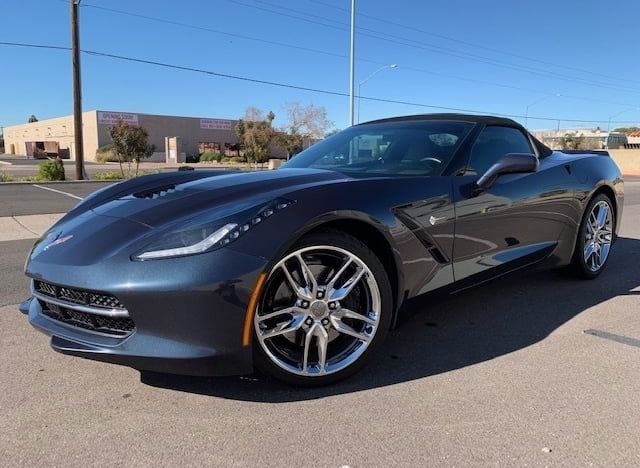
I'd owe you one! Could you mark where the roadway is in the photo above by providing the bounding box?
[1,180,640,466]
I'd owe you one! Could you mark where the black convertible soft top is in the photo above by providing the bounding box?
[364,113,553,157]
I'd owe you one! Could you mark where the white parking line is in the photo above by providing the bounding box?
[32,184,83,201]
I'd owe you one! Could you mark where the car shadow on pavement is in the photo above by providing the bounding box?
[141,236,640,402]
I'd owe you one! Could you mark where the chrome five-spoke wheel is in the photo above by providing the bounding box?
[569,193,615,279]
[253,231,391,385]
[583,199,613,272]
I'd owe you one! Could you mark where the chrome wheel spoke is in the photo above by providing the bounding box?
[589,211,598,231]
[583,241,596,262]
[596,203,609,229]
[332,308,376,326]
[296,254,318,298]
[302,323,329,373]
[328,264,366,302]
[260,312,305,340]
[330,316,371,342]
[256,307,297,324]
[281,257,315,301]
[325,258,353,292]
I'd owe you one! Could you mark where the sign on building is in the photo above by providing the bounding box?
[97,111,139,125]
[200,119,234,130]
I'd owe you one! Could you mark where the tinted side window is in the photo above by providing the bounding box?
[467,126,532,175]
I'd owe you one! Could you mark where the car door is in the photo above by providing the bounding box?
[451,125,569,284]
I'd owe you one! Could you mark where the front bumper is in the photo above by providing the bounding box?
[24,247,267,376]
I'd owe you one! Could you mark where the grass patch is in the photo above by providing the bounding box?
[93,171,125,180]
[0,171,16,182]
[93,169,160,181]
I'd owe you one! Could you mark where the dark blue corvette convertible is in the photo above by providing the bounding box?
[21,114,624,385]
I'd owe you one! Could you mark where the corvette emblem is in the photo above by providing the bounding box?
[429,215,445,226]
[43,234,73,251]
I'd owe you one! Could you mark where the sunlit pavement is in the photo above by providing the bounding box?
[1,181,639,466]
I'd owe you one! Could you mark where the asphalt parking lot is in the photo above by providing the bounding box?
[1,179,640,466]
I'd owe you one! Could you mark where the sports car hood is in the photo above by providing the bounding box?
[88,168,347,228]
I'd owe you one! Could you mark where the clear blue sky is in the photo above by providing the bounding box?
[2,0,640,132]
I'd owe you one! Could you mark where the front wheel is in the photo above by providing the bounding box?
[253,230,392,386]
[569,193,615,279]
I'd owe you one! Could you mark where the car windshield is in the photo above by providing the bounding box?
[282,120,474,177]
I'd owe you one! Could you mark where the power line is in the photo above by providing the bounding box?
[80,3,349,62]
[1,41,638,125]
[226,0,640,95]
[78,2,636,109]
[307,0,640,87]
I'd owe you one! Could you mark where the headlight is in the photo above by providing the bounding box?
[133,198,294,260]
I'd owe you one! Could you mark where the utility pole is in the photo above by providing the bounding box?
[349,0,356,127]
[71,0,84,180]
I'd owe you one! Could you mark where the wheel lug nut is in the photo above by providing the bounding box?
[317,291,324,299]
[328,302,336,309]
[306,318,313,325]
[322,318,329,325]
[301,301,309,308]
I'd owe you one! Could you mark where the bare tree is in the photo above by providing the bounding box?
[278,102,333,159]
[558,133,600,151]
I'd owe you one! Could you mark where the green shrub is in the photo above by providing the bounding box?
[0,171,16,182]
[94,171,125,180]
[38,160,65,181]
[95,144,119,163]
[200,152,224,162]
[228,156,245,164]
[178,165,194,171]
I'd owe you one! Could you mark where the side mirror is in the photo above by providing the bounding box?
[476,153,539,190]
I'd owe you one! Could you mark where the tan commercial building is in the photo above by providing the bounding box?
[2,110,276,162]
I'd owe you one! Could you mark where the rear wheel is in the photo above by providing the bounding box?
[569,193,615,279]
[253,230,392,386]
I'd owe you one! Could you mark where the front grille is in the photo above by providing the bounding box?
[89,293,124,309]
[39,300,135,336]
[34,280,125,310]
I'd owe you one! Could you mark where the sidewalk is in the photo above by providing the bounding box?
[0,213,64,241]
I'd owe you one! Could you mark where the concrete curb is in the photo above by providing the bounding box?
[0,180,113,186]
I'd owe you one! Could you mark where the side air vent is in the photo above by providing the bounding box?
[133,184,177,199]
[392,209,449,264]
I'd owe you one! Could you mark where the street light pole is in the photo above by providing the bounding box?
[71,0,84,180]
[607,107,637,132]
[349,0,356,127]
[357,64,397,124]
[524,93,561,129]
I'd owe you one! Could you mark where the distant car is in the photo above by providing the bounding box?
[21,114,624,386]
[605,132,628,149]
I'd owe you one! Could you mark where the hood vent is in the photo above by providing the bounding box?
[132,184,177,200]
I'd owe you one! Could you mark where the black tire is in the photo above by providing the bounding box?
[253,229,393,386]
[568,193,615,279]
